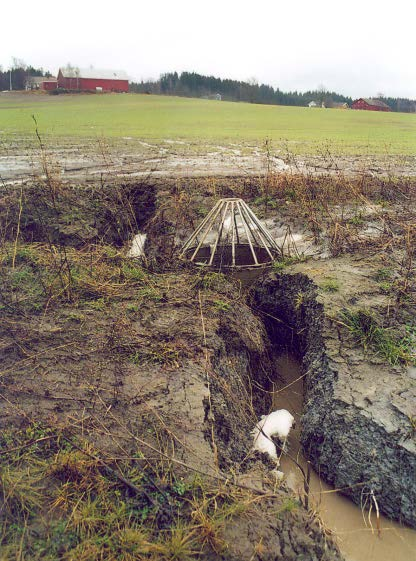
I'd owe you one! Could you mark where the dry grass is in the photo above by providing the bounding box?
[0,421,287,561]
[0,242,160,314]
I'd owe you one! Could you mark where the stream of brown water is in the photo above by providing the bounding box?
[272,354,416,561]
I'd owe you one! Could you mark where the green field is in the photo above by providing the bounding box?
[1,92,415,155]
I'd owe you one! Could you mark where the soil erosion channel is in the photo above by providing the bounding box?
[273,354,416,561]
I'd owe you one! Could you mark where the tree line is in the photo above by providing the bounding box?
[130,71,352,107]
[376,96,416,113]
[130,71,416,112]
[0,59,52,91]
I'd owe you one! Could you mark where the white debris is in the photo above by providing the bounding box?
[271,469,285,481]
[252,430,280,460]
[252,409,295,461]
[127,233,147,259]
[222,215,260,234]
[256,409,295,439]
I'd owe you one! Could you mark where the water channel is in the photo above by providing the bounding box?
[273,354,416,561]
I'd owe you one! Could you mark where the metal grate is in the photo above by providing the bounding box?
[179,198,281,270]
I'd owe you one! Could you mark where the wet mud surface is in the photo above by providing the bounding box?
[1,136,416,186]
[253,264,416,527]
[0,272,343,560]
[273,354,416,561]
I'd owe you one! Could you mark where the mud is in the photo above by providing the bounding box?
[0,181,156,247]
[1,174,415,558]
[253,264,416,527]
[274,354,416,561]
[0,267,343,560]
[1,134,416,186]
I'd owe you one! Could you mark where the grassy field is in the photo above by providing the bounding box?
[1,91,415,155]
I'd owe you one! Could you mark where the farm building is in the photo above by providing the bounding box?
[25,76,57,91]
[25,76,58,91]
[57,68,129,92]
[332,102,350,109]
[352,98,391,112]
[25,76,44,90]
[41,80,58,91]
[203,93,222,100]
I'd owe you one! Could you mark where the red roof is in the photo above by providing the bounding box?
[353,98,391,109]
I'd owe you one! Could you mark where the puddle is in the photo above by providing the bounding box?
[261,218,322,257]
[163,138,187,145]
[273,354,416,561]
[138,141,155,148]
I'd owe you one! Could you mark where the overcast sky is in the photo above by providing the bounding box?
[2,0,415,98]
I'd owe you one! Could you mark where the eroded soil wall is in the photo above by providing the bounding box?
[253,273,416,527]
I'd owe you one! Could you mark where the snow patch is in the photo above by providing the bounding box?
[127,233,147,258]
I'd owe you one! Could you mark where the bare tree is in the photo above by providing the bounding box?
[316,83,327,105]
[12,57,27,70]
[9,57,28,90]
[246,76,259,103]
[63,63,80,89]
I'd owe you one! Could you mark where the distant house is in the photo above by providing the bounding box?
[308,100,326,108]
[41,80,58,91]
[309,100,349,109]
[25,76,44,90]
[57,67,129,92]
[25,76,57,91]
[205,93,222,101]
[352,98,391,112]
[332,102,350,109]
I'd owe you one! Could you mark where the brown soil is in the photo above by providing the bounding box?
[1,172,415,559]
[0,268,342,559]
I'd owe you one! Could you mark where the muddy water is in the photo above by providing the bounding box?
[272,354,416,561]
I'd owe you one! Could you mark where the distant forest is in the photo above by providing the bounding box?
[130,71,416,113]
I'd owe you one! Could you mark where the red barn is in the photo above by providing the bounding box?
[57,67,129,92]
[352,98,391,112]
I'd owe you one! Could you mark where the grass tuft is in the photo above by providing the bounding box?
[320,278,340,292]
[340,309,415,365]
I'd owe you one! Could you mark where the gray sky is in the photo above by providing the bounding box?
[2,0,415,98]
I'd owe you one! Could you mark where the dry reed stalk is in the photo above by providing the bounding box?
[11,184,23,270]
[198,289,219,470]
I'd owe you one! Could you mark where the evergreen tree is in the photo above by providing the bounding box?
[129,71,416,112]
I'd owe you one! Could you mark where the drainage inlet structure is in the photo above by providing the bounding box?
[179,198,281,271]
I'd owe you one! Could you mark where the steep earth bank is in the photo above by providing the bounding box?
[253,268,416,527]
